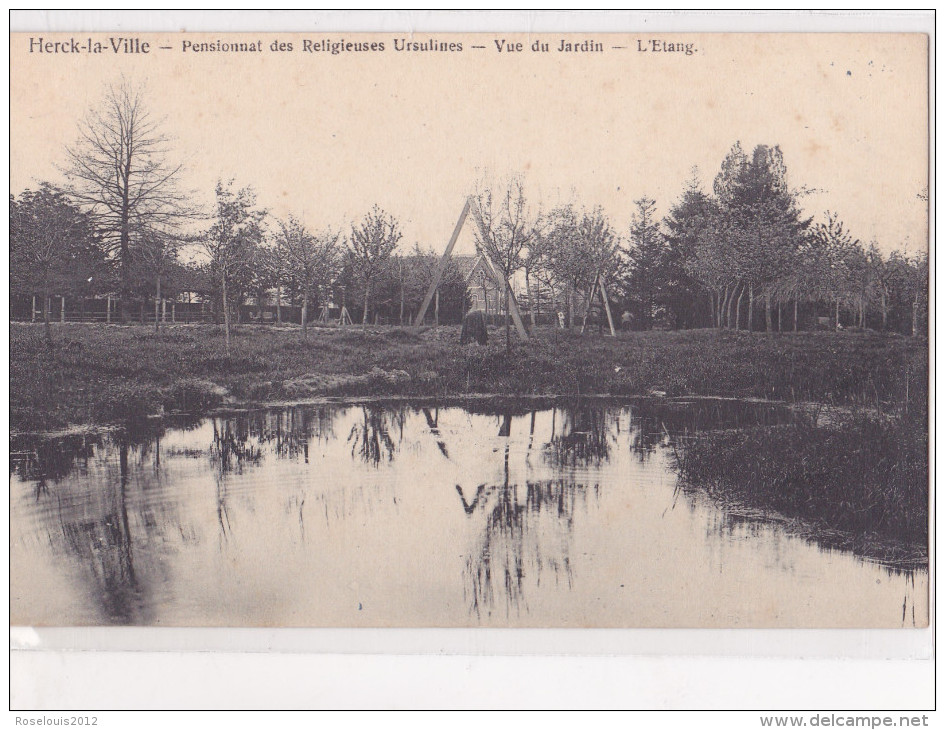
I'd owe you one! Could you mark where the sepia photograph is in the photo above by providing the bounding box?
[9,19,930,640]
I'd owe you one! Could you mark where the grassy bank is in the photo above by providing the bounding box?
[10,322,927,433]
[674,408,929,551]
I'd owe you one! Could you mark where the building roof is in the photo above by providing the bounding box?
[451,254,483,281]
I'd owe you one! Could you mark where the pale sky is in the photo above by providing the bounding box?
[10,32,929,257]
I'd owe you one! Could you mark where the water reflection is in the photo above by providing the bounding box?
[542,405,611,468]
[9,398,928,627]
[11,433,98,486]
[10,434,186,624]
[347,406,400,466]
[250,407,329,461]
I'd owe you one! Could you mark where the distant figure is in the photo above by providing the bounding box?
[620,311,632,331]
[557,311,565,329]
[460,310,488,345]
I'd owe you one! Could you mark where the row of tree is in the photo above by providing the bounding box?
[10,178,465,346]
[10,82,929,350]
[638,145,930,337]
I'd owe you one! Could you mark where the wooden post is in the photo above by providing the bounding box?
[172,301,176,323]
[60,296,65,323]
[598,277,617,336]
[414,197,472,327]
[107,295,112,324]
[31,295,36,323]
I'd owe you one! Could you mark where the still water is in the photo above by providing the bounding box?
[10,399,927,628]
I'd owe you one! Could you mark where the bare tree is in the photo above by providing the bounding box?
[63,81,193,321]
[276,216,342,337]
[521,228,551,328]
[473,175,542,349]
[348,206,402,332]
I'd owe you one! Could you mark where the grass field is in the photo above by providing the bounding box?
[10,322,927,432]
[10,321,929,558]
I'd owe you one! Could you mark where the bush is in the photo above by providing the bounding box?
[92,382,162,424]
[163,378,227,413]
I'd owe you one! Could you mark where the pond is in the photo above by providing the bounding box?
[10,398,928,628]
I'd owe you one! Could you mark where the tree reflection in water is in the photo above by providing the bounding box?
[247,406,335,462]
[11,434,98,501]
[16,432,190,624]
[13,403,645,623]
[347,406,399,466]
[210,419,263,474]
[462,477,586,619]
[542,405,611,468]
[462,407,611,620]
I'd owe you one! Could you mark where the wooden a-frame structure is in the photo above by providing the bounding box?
[317,302,353,326]
[580,273,618,337]
[413,196,529,339]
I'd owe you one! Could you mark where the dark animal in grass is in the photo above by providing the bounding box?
[460,310,488,345]
[585,304,605,334]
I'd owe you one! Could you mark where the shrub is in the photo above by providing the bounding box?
[92,382,162,424]
[163,378,227,413]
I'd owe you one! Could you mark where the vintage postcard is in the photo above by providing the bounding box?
[9,29,929,630]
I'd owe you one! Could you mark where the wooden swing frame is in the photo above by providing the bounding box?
[413,196,529,340]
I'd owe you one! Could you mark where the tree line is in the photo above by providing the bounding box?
[11,83,928,349]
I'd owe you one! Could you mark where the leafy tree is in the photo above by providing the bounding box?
[904,251,929,337]
[660,169,716,328]
[809,211,861,328]
[245,242,283,323]
[866,241,894,331]
[133,228,188,332]
[11,184,104,342]
[203,181,266,354]
[347,206,402,332]
[625,197,664,330]
[714,144,810,332]
[276,216,341,336]
[686,207,741,329]
[543,204,617,329]
[575,207,619,330]
[544,204,588,328]
[521,227,552,328]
